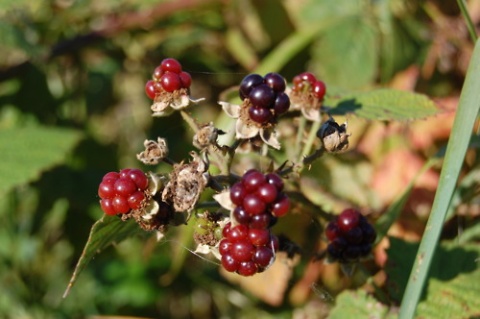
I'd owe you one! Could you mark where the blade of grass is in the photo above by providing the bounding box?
[457,0,478,42]
[398,39,480,319]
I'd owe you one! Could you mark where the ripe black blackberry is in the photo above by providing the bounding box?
[325,209,376,263]
[239,73,290,124]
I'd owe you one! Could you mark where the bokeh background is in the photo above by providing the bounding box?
[1,0,478,318]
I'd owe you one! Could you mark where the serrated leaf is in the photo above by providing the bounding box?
[328,290,394,319]
[0,126,82,195]
[63,215,143,298]
[386,237,480,303]
[326,89,439,121]
[416,268,480,319]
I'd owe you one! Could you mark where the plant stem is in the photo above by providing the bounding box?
[180,110,199,133]
[457,0,478,42]
[300,120,321,162]
[398,39,480,319]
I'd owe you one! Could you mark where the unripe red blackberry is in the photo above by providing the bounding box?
[145,58,192,99]
[98,168,148,215]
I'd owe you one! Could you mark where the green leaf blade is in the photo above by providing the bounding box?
[326,89,440,121]
[0,126,83,194]
[63,215,143,298]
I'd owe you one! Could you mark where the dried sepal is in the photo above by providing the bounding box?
[162,151,209,212]
[137,138,169,165]
[219,100,282,150]
[151,89,205,117]
[317,118,350,153]
[213,190,235,211]
[288,87,323,122]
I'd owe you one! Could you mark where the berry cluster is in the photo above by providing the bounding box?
[239,73,290,124]
[325,209,376,263]
[219,169,290,276]
[98,168,149,216]
[292,72,326,100]
[145,58,192,99]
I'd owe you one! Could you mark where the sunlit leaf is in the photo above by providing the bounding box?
[386,237,480,306]
[0,126,82,195]
[310,16,378,90]
[328,290,394,319]
[326,89,439,121]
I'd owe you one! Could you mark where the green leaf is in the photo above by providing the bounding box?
[386,237,480,304]
[326,89,439,121]
[63,215,143,298]
[0,126,82,195]
[328,290,394,319]
[416,268,480,319]
[310,16,378,89]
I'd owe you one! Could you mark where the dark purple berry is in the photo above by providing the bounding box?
[248,105,272,124]
[264,72,286,92]
[239,74,264,99]
[230,182,246,206]
[249,214,272,229]
[273,92,290,114]
[265,173,284,191]
[344,227,363,244]
[343,246,361,261]
[233,206,251,225]
[254,246,275,268]
[249,84,275,108]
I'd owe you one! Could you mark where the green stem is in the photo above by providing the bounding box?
[457,0,478,42]
[300,120,321,162]
[180,110,199,133]
[294,117,307,161]
[398,39,480,319]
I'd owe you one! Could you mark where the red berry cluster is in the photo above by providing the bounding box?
[325,209,376,263]
[145,58,192,99]
[219,169,290,276]
[239,73,290,124]
[98,168,149,216]
[292,72,326,100]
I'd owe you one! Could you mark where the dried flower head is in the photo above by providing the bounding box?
[193,122,221,149]
[288,87,323,122]
[219,100,281,150]
[162,151,209,213]
[317,118,350,153]
[137,137,169,165]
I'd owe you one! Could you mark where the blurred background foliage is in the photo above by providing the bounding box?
[1,0,479,318]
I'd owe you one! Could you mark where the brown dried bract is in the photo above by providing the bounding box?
[193,122,220,149]
[289,88,323,122]
[317,119,350,153]
[137,137,169,165]
[162,151,209,213]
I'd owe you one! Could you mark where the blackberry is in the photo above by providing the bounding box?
[325,208,377,263]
